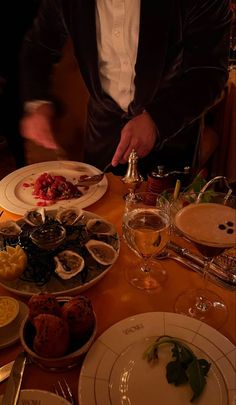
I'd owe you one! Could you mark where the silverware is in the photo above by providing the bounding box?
[2,352,27,405]
[155,242,236,291]
[54,378,75,404]
[0,361,14,383]
[155,250,206,279]
[75,162,112,187]
[167,241,236,284]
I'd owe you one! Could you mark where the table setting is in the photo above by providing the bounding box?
[0,156,235,404]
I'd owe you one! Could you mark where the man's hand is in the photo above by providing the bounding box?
[111,111,158,166]
[20,103,59,150]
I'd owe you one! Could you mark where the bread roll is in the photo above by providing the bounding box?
[62,295,95,343]
[33,313,70,357]
[28,293,61,320]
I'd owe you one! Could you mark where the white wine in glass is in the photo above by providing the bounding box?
[122,192,170,291]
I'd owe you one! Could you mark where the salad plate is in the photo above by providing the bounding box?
[79,312,236,405]
[0,161,108,215]
[0,211,120,297]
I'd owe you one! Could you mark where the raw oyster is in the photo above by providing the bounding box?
[24,208,46,226]
[55,207,83,226]
[0,221,21,237]
[85,239,117,265]
[86,218,116,235]
[54,250,85,279]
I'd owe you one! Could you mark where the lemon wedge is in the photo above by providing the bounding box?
[0,245,27,281]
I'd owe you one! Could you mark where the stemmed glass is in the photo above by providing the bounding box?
[172,178,236,327]
[122,191,170,291]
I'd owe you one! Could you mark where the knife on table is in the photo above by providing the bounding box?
[0,361,14,383]
[166,241,236,288]
[2,352,27,405]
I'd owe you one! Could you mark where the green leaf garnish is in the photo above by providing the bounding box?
[143,335,211,402]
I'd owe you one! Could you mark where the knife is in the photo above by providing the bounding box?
[0,361,14,383]
[167,241,236,287]
[2,352,27,405]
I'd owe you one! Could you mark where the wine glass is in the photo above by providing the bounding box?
[122,191,170,291]
[172,180,236,327]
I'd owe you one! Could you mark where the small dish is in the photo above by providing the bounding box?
[30,223,66,250]
[0,296,19,329]
[20,295,97,370]
[0,299,29,349]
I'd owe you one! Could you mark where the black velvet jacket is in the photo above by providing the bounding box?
[0,0,41,167]
[21,0,232,172]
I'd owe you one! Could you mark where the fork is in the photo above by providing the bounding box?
[75,162,112,187]
[54,378,75,404]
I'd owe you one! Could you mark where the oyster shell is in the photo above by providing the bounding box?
[55,207,83,226]
[86,218,116,235]
[24,208,46,226]
[85,239,117,265]
[54,250,85,279]
[0,221,21,237]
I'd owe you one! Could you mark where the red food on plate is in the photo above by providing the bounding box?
[32,172,82,201]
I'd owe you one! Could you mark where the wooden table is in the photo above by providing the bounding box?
[0,173,235,404]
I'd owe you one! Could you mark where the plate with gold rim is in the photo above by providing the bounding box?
[79,312,236,405]
[0,160,108,215]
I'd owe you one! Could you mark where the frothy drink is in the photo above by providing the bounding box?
[175,203,235,256]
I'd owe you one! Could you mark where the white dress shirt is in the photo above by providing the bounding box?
[26,1,141,113]
[96,0,140,111]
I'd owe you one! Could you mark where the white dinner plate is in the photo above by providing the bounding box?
[0,300,29,349]
[79,312,236,405]
[0,211,120,297]
[0,160,108,215]
[0,389,71,404]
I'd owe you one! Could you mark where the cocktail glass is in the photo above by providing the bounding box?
[173,185,236,327]
[122,191,170,291]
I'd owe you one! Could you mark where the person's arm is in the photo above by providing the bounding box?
[146,0,232,144]
[19,0,69,149]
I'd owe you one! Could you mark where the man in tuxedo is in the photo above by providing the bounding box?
[0,1,41,167]
[20,0,231,175]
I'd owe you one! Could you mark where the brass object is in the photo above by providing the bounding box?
[121,149,143,197]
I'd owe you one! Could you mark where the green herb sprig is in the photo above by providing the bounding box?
[143,335,211,402]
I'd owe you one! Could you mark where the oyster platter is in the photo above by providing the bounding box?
[0,207,120,297]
